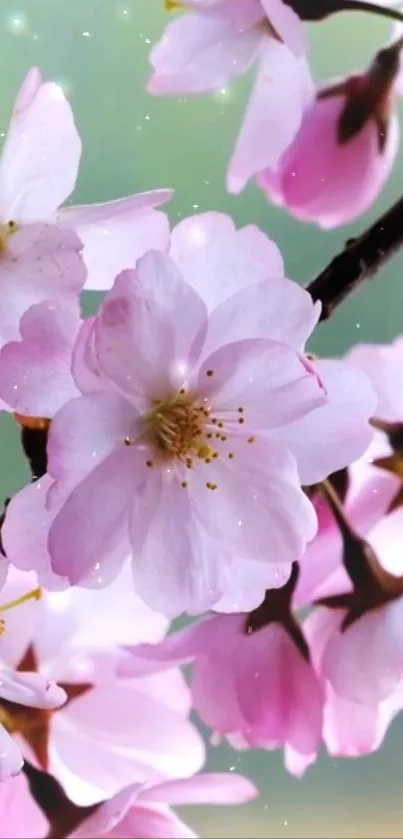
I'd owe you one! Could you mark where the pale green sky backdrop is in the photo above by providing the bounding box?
[0,2,402,835]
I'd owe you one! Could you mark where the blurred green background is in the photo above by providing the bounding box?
[1,1,403,835]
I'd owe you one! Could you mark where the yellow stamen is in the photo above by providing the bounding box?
[0,587,42,614]
[0,220,18,253]
[164,0,186,10]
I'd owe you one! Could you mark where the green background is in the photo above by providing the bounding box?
[1,1,403,835]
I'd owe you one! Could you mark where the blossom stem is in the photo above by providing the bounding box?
[340,0,403,25]
[306,195,403,320]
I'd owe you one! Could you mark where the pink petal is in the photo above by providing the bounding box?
[260,94,399,228]
[189,438,317,564]
[0,76,80,221]
[0,224,85,345]
[0,670,66,709]
[148,2,263,95]
[346,338,403,423]
[48,446,138,584]
[236,625,323,755]
[71,317,111,395]
[50,675,204,805]
[130,471,225,616]
[74,801,196,839]
[322,599,403,704]
[284,744,317,777]
[228,41,312,193]
[0,301,80,416]
[213,557,291,613]
[0,728,23,782]
[0,773,48,837]
[11,67,42,117]
[271,358,376,485]
[170,211,284,311]
[205,278,320,355]
[70,784,141,836]
[198,338,326,428]
[142,773,257,806]
[95,253,208,400]
[47,390,137,491]
[260,0,307,55]
[58,192,172,292]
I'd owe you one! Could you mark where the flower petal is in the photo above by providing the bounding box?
[58,192,172,292]
[148,2,263,95]
[190,438,317,563]
[95,253,207,401]
[0,670,66,709]
[0,727,23,781]
[198,338,326,429]
[2,476,69,590]
[170,212,283,311]
[0,224,85,345]
[142,773,258,805]
[227,41,312,193]
[48,446,138,584]
[205,278,320,355]
[130,471,225,617]
[0,75,80,221]
[271,359,376,484]
[47,390,136,490]
[0,772,48,836]
[0,301,80,417]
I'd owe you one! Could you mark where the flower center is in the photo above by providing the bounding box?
[0,220,18,253]
[143,390,215,465]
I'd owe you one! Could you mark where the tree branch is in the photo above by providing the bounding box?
[306,195,403,320]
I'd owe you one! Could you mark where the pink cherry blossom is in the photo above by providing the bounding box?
[0,566,204,805]
[0,773,48,837]
[0,67,172,291]
[149,2,313,193]
[257,43,401,227]
[2,214,376,615]
[120,610,324,778]
[72,772,258,839]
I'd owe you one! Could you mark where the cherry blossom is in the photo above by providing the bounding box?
[257,40,401,227]
[120,567,324,778]
[149,1,313,193]
[71,772,257,839]
[0,67,172,291]
[0,773,48,837]
[0,566,204,805]
[2,213,376,615]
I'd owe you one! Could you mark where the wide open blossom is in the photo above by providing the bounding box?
[149,1,313,193]
[2,212,376,616]
[0,772,48,837]
[72,773,258,839]
[0,67,172,291]
[0,566,204,805]
[257,39,401,227]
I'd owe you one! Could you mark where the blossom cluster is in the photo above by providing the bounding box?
[0,0,403,835]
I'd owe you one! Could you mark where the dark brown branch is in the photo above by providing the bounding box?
[23,761,97,838]
[306,195,403,320]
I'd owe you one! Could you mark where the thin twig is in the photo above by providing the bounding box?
[306,195,403,320]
